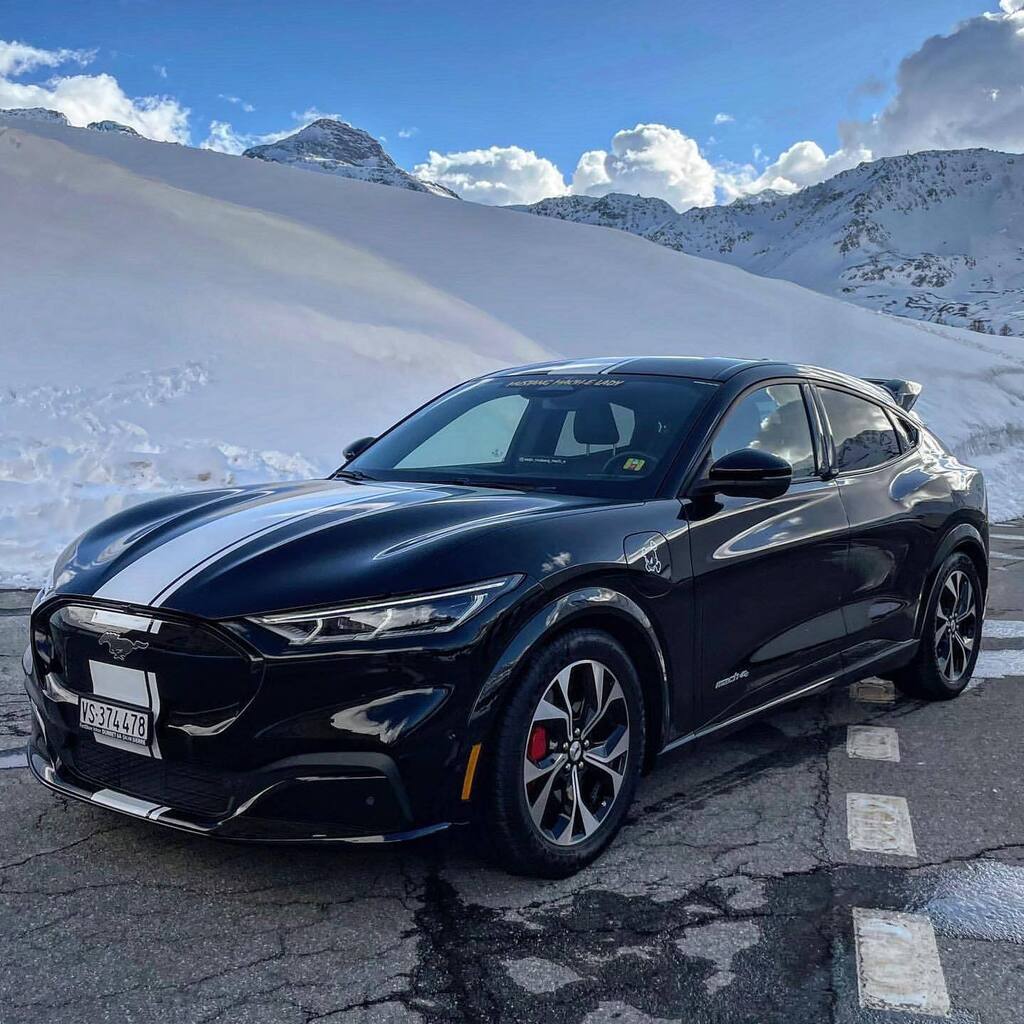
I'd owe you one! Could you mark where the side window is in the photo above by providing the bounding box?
[890,413,919,452]
[396,394,528,468]
[819,389,901,472]
[711,384,817,478]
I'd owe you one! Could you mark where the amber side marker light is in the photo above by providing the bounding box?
[461,743,483,801]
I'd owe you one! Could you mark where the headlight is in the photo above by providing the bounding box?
[251,576,521,646]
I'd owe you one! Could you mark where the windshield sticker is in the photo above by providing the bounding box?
[518,456,568,465]
[623,457,646,472]
[505,378,625,388]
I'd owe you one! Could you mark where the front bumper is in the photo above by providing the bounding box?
[26,737,449,843]
[22,596,503,843]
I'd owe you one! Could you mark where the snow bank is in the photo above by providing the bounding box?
[3,118,1023,585]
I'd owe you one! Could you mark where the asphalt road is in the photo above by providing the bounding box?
[2,527,1024,1024]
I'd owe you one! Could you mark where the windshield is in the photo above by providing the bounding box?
[345,374,717,497]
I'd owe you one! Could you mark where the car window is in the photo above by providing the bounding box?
[819,388,901,472]
[711,384,817,478]
[350,374,717,499]
[890,413,919,452]
[397,394,529,468]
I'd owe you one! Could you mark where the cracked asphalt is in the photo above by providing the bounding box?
[3,528,1024,1023]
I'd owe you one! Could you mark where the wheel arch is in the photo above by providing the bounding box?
[915,520,989,637]
[471,586,672,773]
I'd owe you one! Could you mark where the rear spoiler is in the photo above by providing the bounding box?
[863,377,922,412]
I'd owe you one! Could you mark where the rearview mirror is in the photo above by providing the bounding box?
[342,436,376,462]
[698,448,792,500]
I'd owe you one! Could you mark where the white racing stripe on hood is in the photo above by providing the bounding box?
[93,484,408,607]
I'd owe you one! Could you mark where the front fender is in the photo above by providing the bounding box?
[469,586,671,751]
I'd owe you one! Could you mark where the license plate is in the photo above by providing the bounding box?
[79,696,151,746]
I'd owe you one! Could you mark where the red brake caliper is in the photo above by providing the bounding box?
[528,724,549,763]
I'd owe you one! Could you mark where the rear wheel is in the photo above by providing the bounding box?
[893,552,983,700]
[480,629,645,877]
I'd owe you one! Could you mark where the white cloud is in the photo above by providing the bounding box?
[571,123,717,211]
[0,38,188,143]
[153,64,168,79]
[414,145,568,205]
[717,139,871,200]
[219,93,255,113]
[713,112,735,125]
[398,126,418,139]
[0,40,93,77]
[838,2,1024,157]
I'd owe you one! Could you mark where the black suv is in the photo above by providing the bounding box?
[25,356,988,876]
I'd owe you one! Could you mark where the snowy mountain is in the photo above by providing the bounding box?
[87,120,140,136]
[3,117,1024,585]
[514,194,676,237]
[521,150,1024,337]
[0,107,68,125]
[243,118,458,198]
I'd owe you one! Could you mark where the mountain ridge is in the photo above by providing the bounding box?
[520,148,1024,336]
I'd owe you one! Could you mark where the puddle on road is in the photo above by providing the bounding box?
[0,749,26,770]
[907,861,1024,944]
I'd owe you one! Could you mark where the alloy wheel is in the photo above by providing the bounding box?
[522,659,630,846]
[934,569,978,683]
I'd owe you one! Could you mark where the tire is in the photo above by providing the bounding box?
[892,551,984,700]
[479,628,645,878]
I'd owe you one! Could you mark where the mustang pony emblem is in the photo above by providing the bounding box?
[643,549,663,575]
[98,631,150,662]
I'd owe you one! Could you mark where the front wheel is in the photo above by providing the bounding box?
[893,551,983,700]
[480,629,645,877]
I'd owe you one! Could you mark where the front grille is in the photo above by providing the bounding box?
[72,738,233,818]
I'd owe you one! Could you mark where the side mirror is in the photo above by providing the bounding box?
[342,436,376,462]
[698,448,792,500]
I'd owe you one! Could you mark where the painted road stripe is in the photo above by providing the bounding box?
[970,649,1024,681]
[847,793,917,856]
[983,619,1024,638]
[847,725,900,762]
[850,679,895,703]
[989,551,1021,561]
[990,532,1024,541]
[853,909,951,1016]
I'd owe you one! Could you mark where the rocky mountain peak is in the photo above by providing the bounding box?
[243,117,458,199]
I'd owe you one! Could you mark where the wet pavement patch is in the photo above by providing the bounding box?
[907,861,1024,945]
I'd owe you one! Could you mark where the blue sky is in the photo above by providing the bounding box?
[2,1,1020,207]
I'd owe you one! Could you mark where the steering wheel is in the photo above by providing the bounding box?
[601,451,657,475]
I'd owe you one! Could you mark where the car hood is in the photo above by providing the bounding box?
[44,478,611,618]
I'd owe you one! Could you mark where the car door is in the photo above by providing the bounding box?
[684,381,851,727]
[813,385,936,666]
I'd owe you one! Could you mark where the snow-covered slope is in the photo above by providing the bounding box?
[243,118,458,198]
[516,193,676,237]
[2,118,1024,584]
[521,150,1024,337]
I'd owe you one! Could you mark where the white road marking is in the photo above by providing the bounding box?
[989,551,1021,561]
[847,725,900,762]
[847,793,918,856]
[850,679,896,703]
[969,649,1024,682]
[990,532,1024,541]
[853,909,951,1016]
[983,619,1024,638]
